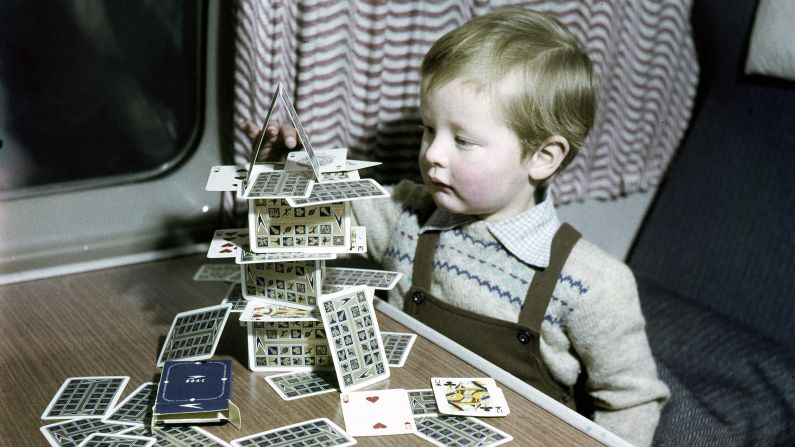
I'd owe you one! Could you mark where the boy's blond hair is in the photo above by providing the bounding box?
[421,8,596,172]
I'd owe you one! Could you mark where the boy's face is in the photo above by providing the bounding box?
[419,80,536,222]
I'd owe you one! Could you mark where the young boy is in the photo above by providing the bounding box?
[246,8,669,446]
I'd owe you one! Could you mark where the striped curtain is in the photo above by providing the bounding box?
[230,0,698,218]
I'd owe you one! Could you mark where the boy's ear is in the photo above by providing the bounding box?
[527,135,570,181]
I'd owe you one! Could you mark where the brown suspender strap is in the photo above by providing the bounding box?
[517,223,581,330]
[412,231,439,291]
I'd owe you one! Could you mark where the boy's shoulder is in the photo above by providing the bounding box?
[389,179,434,213]
[562,234,636,293]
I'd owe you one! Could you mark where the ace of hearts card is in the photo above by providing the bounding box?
[340,389,416,437]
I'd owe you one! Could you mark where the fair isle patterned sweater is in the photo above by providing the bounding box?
[351,181,669,447]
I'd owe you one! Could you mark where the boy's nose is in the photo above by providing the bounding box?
[422,138,448,167]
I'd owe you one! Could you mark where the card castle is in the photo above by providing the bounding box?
[203,84,400,392]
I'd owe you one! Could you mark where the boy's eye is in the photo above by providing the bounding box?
[419,125,435,136]
[454,136,476,148]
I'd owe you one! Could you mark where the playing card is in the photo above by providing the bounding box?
[157,304,232,367]
[349,226,367,253]
[323,267,402,290]
[286,179,389,207]
[236,244,338,264]
[124,425,230,447]
[247,199,350,253]
[321,170,360,181]
[246,320,333,372]
[342,159,381,171]
[340,389,416,437]
[76,433,155,447]
[239,301,318,324]
[241,170,314,199]
[241,260,321,309]
[414,415,513,447]
[207,229,248,259]
[206,165,249,191]
[317,286,390,392]
[285,148,348,173]
[42,376,129,420]
[221,283,248,312]
[381,332,417,367]
[230,418,355,447]
[102,382,156,426]
[431,377,510,417]
[407,389,439,417]
[264,370,338,400]
[40,418,134,447]
[193,264,240,282]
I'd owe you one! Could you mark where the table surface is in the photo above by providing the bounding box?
[0,254,602,446]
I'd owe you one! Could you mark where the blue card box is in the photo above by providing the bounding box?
[153,360,241,428]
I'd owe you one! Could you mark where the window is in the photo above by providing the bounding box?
[0,0,204,198]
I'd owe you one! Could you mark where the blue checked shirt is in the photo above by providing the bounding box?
[419,194,560,269]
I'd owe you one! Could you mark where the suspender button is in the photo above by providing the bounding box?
[516,330,533,344]
[411,291,425,304]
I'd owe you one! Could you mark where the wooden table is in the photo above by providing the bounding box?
[0,254,602,446]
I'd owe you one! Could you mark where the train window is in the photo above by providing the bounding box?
[0,1,204,198]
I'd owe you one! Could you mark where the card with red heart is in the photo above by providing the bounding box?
[339,389,416,437]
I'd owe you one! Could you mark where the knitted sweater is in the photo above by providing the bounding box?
[352,180,670,447]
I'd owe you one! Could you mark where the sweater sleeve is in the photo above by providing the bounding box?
[565,252,670,447]
[349,179,429,266]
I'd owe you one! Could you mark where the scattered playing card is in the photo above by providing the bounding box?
[193,264,240,282]
[381,332,417,367]
[323,267,402,290]
[286,179,389,207]
[76,433,155,447]
[414,415,513,447]
[230,418,355,447]
[157,304,232,367]
[40,418,134,447]
[207,229,248,259]
[317,286,390,392]
[340,389,416,437]
[124,425,230,446]
[264,370,338,400]
[407,389,439,417]
[102,382,156,426]
[431,377,510,417]
[42,376,129,420]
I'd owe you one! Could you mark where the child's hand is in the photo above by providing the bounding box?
[238,121,300,162]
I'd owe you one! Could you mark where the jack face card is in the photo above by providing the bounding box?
[102,382,156,426]
[414,415,513,447]
[246,320,332,372]
[157,304,232,367]
[230,418,355,447]
[42,376,129,420]
[241,260,321,309]
[323,267,402,290]
[236,244,337,264]
[381,332,417,367]
[317,286,390,392]
[286,179,389,207]
[431,377,510,417]
[248,199,350,253]
[40,418,134,447]
[340,389,416,437]
[208,229,248,259]
[264,370,338,400]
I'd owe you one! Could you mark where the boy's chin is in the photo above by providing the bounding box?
[429,192,477,216]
